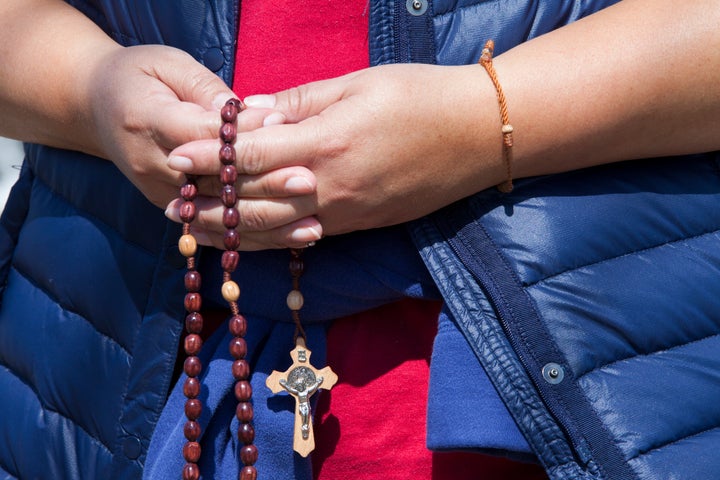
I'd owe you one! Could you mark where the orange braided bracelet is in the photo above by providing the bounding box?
[479,40,514,193]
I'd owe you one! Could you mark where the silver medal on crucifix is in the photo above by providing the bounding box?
[266,338,337,457]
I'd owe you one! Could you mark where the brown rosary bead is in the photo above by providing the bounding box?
[222,251,240,273]
[240,465,258,480]
[184,398,202,420]
[289,257,304,277]
[183,377,201,398]
[221,185,237,207]
[236,401,254,422]
[221,165,238,185]
[182,462,200,480]
[219,144,236,165]
[184,334,203,356]
[229,337,247,359]
[228,314,247,337]
[223,207,240,229]
[184,420,202,441]
[220,122,237,143]
[234,380,253,402]
[224,229,241,251]
[232,359,250,380]
[184,356,202,377]
[240,444,259,466]
[179,201,196,223]
[238,423,255,445]
[184,270,202,292]
[183,441,202,463]
[221,103,238,123]
[184,292,202,312]
[180,181,198,201]
[185,312,204,334]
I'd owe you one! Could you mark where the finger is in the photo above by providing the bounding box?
[191,166,316,200]
[165,195,321,234]
[190,216,323,251]
[244,70,361,123]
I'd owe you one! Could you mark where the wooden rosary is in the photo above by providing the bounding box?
[177,98,336,479]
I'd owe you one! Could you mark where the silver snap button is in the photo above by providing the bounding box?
[542,363,565,384]
[406,0,428,16]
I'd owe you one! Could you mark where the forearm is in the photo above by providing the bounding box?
[0,0,120,155]
[491,0,720,181]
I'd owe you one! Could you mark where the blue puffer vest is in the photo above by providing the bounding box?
[1,1,719,479]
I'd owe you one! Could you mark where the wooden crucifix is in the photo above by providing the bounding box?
[266,337,337,457]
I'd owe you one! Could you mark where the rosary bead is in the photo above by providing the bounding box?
[184,270,202,292]
[179,234,198,258]
[222,251,240,272]
[224,229,241,251]
[286,290,304,311]
[228,314,247,337]
[232,359,250,380]
[220,122,237,143]
[184,292,202,313]
[238,423,255,445]
[240,445,259,466]
[223,207,240,229]
[185,312,204,334]
[221,185,237,207]
[226,98,244,110]
[240,466,258,480]
[229,337,247,360]
[221,165,238,185]
[289,257,304,277]
[184,420,202,441]
[234,380,253,402]
[182,462,200,480]
[184,334,203,356]
[184,356,202,377]
[183,377,201,398]
[222,280,241,303]
[183,442,202,463]
[219,144,236,165]
[221,103,238,123]
[179,201,196,223]
[236,402,254,422]
[184,398,202,420]
[181,182,198,201]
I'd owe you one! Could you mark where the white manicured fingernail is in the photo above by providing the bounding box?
[262,112,285,126]
[284,176,314,193]
[290,226,322,243]
[167,156,193,171]
[243,94,276,108]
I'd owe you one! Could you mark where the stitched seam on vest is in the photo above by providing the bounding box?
[32,169,158,259]
[577,333,720,381]
[10,263,132,357]
[631,425,720,461]
[0,360,114,456]
[526,227,720,288]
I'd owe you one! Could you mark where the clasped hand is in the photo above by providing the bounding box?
[165,63,502,251]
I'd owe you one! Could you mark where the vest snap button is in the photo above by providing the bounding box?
[406,0,428,16]
[202,47,226,72]
[542,363,565,384]
[122,436,142,460]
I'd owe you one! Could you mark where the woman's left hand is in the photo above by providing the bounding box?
[167,63,506,242]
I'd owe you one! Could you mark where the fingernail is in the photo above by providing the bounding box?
[164,204,179,222]
[290,226,322,243]
[167,155,193,171]
[243,94,276,109]
[262,112,285,126]
[284,176,315,194]
[213,93,233,110]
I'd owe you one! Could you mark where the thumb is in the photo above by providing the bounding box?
[154,47,235,111]
[243,71,361,123]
